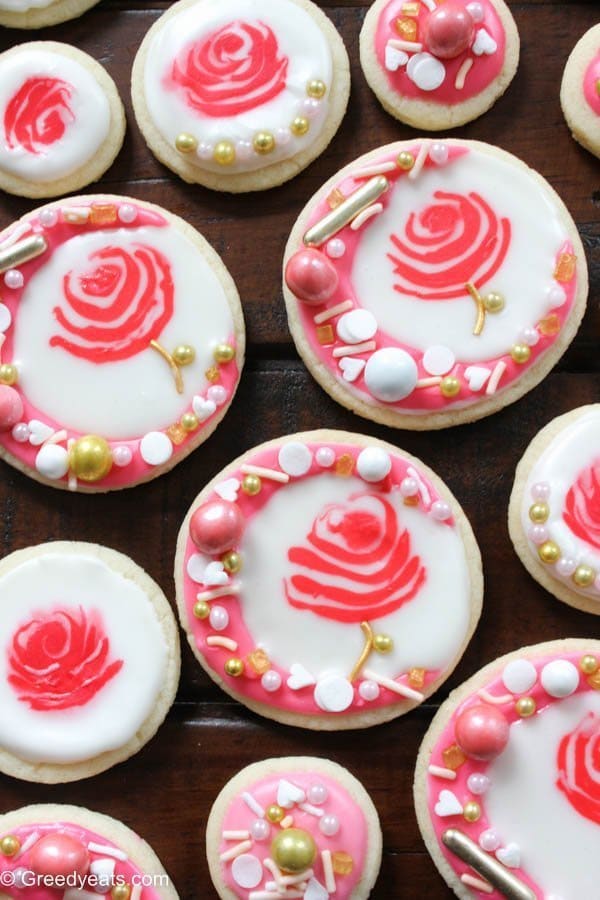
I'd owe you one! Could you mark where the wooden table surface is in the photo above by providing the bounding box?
[0,1,599,897]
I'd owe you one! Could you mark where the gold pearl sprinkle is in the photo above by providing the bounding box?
[397,151,415,170]
[515,696,536,718]
[0,363,18,385]
[225,657,244,677]
[180,412,199,432]
[266,804,285,824]
[69,435,113,482]
[242,473,262,496]
[175,132,198,154]
[373,633,393,654]
[213,343,235,364]
[307,79,327,99]
[290,117,310,137]
[440,375,461,398]
[462,801,481,823]
[172,344,195,366]
[253,131,276,154]
[222,550,242,574]
[111,885,132,900]
[193,601,210,620]
[482,291,505,313]
[580,654,599,675]
[529,502,549,524]
[0,835,20,857]
[573,564,595,588]
[511,344,531,364]
[538,540,560,564]
[213,140,236,166]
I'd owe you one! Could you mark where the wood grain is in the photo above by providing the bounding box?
[0,1,599,897]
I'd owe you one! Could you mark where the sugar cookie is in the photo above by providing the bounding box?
[560,23,600,159]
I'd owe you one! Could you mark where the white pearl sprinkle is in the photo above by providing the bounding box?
[429,142,449,165]
[302,98,321,118]
[307,784,328,805]
[326,239,345,259]
[236,140,253,160]
[118,204,137,224]
[531,482,550,501]
[479,829,500,852]
[207,385,227,405]
[556,557,577,577]
[528,525,548,545]
[315,447,335,468]
[400,476,419,497]
[261,670,282,692]
[4,269,23,289]
[319,815,339,837]
[197,142,213,160]
[12,423,30,443]
[466,1,484,22]
[547,285,567,307]
[519,327,539,347]
[276,128,291,146]
[250,819,270,841]
[209,606,229,631]
[431,500,451,521]
[359,679,380,701]
[39,208,59,227]
[467,773,490,795]
[113,446,133,467]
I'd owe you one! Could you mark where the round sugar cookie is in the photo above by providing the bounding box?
[560,23,600,160]
[175,430,483,730]
[0,803,179,898]
[0,194,244,491]
[0,542,180,784]
[414,639,600,900]
[359,0,519,130]
[206,757,382,899]
[0,0,98,29]
[0,42,125,199]
[509,404,600,615]
[131,0,350,192]
[283,139,588,430]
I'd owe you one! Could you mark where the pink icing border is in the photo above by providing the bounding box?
[219,770,367,899]
[0,199,240,489]
[374,0,506,105]
[424,649,598,898]
[583,50,600,115]
[0,820,161,899]
[181,439,460,717]
[291,143,577,414]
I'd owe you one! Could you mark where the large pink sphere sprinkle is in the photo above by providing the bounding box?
[425,2,474,59]
[285,249,339,306]
[0,385,23,431]
[190,500,244,554]
[455,703,510,760]
[29,833,90,878]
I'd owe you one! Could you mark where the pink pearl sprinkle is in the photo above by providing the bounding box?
[431,500,451,521]
[261,670,282,692]
[209,605,229,631]
[250,819,270,841]
[207,385,227,405]
[326,239,346,259]
[479,829,500,852]
[528,525,548,545]
[12,422,30,443]
[519,328,539,347]
[556,557,577,577]
[467,773,490,795]
[307,783,328,805]
[39,208,59,227]
[113,445,132,467]
[118,204,137,224]
[4,269,23,289]
[466,1,484,22]
[319,815,339,837]
[400,476,418,497]
[359,680,380,701]
[531,482,550,501]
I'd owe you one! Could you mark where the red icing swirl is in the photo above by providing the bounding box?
[7,606,123,711]
[4,77,74,155]
[563,463,600,551]
[169,20,288,118]
[50,244,174,363]
[557,712,600,825]
[388,190,511,300]
[285,493,426,623]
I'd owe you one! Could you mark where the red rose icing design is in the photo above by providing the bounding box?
[285,493,426,623]
[388,190,511,300]
[564,463,600,551]
[7,606,123,711]
[4,77,74,155]
[50,244,174,363]
[169,20,288,118]
[556,712,600,825]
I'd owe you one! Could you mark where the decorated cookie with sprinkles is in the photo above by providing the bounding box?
[414,638,600,900]
[206,757,382,899]
[0,195,244,491]
[359,0,519,130]
[0,803,179,898]
[283,139,588,430]
[0,542,179,784]
[175,430,482,730]
[508,404,600,615]
[560,24,600,160]
[0,43,125,199]
[131,0,350,192]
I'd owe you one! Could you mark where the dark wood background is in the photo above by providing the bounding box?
[0,1,599,897]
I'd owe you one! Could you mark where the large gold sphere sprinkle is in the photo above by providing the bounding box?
[290,117,309,137]
[266,804,285,824]
[253,131,276,154]
[69,435,112,482]
[573,564,595,588]
[222,550,242,574]
[511,344,531,364]
[172,344,195,366]
[225,657,244,677]
[0,363,17,385]
[307,79,327,99]
[463,801,481,823]
[538,540,560,564]
[271,828,317,873]
[175,132,197,154]
[397,151,415,170]
[440,376,461,398]
[529,502,549,524]
[213,343,235,364]
[580,654,599,675]
[515,696,536,718]
[111,885,132,900]
[0,835,20,856]
[373,633,394,654]
[482,291,505,313]
[193,601,210,620]
[180,412,199,432]
[242,474,262,496]
[213,140,236,166]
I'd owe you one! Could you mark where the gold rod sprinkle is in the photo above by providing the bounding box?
[349,621,374,682]
[466,282,485,336]
[442,830,536,900]
[0,234,48,274]
[303,177,389,247]
[149,340,183,393]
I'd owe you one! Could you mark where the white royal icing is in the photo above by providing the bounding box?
[142,0,333,173]
[0,552,168,764]
[0,50,110,183]
[13,224,233,439]
[238,475,472,679]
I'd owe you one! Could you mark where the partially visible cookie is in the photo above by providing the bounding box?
[0,803,179,898]
[0,42,125,199]
[560,24,600,159]
[206,757,382,899]
[414,639,600,900]
[509,404,600,615]
[359,0,519,130]
[131,0,350,192]
[0,541,180,783]
[0,0,99,31]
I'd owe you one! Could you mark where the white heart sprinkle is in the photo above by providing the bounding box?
[337,309,378,344]
[464,365,491,392]
[186,554,208,583]
[277,779,306,809]
[203,561,229,586]
[339,356,366,383]
[140,431,173,466]
[214,478,240,502]
[0,303,11,332]
[434,790,463,817]
[304,877,329,900]
[278,442,312,477]
[472,27,498,55]
[314,675,354,712]
[406,52,446,91]
[385,43,408,72]
[496,843,521,868]
[28,419,54,446]
[192,395,217,422]
[231,853,262,889]
[287,663,316,691]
